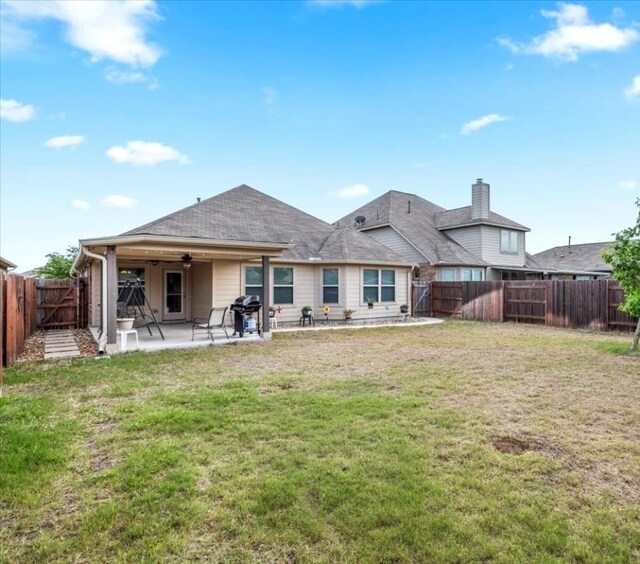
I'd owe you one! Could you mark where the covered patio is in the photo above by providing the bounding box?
[73,234,291,354]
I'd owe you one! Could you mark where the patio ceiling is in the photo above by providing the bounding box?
[79,235,292,262]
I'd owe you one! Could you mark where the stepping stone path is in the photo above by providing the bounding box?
[44,329,81,360]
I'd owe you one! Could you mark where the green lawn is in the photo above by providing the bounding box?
[1,321,639,563]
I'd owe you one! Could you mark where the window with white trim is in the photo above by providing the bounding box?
[322,268,339,304]
[462,268,484,281]
[273,267,294,304]
[500,230,518,254]
[363,268,396,303]
[245,266,263,303]
[441,268,456,281]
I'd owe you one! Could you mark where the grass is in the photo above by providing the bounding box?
[1,321,639,562]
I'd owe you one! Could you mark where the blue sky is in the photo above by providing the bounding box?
[1,0,639,270]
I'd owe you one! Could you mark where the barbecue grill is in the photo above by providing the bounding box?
[230,295,262,337]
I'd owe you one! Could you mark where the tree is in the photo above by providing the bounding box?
[602,199,640,352]
[38,246,78,280]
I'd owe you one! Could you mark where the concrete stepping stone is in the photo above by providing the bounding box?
[43,329,81,360]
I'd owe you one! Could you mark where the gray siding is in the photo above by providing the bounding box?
[481,226,525,266]
[443,226,483,258]
[366,226,425,263]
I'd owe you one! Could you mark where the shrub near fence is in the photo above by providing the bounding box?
[425,280,637,332]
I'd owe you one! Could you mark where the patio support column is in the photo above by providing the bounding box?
[106,245,118,346]
[262,255,270,335]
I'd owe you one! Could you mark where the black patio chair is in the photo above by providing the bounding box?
[192,306,230,341]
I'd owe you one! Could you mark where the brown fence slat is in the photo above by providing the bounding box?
[2,276,89,367]
[418,279,638,333]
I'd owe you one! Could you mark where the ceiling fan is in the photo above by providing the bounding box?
[145,253,193,268]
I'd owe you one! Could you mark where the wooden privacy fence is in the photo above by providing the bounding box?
[421,280,637,332]
[1,276,88,367]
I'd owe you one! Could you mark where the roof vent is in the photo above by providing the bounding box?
[354,215,366,228]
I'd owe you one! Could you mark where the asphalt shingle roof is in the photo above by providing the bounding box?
[122,185,409,264]
[335,190,488,266]
[532,242,613,273]
[435,207,529,231]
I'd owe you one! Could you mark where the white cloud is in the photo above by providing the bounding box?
[461,114,510,135]
[498,3,639,62]
[262,86,278,108]
[624,75,640,99]
[334,183,371,198]
[0,98,35,121]
[307,0,382,9]
[2,0,162,67]
[101,195,137,208]
[44,135,84,148]
[71,199,90,210]
[619,180,637,190]
[106,140,190,166]
[105,67,159,89]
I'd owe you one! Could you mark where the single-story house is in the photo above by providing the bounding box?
[335,179,547,281]
[72,185,413,352]
[532,241,613,279]
[0,257,17,277]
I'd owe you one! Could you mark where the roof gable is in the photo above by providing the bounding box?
[336,190,486,266]
[123,185,410,264]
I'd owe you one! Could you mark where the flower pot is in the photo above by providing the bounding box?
[367,303,374,309]
[117,318,135,331]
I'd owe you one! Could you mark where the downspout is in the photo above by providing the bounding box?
[71,245,108,353]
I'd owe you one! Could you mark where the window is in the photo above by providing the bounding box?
[274,267,294,304]
[118,267,145,289]
[118,267,145,305]
[245,266,263,303]
[323,268,339,304]
[363,268,396,303]
[441,268,456,281]
[500,230,518,254]
[462,268,484,281]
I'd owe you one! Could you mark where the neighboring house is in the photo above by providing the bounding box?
[532,241,613,279]
[336,179,545,281]
[0,257,17,278]
[72,185,413,352]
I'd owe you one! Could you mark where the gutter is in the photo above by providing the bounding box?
[71,245,108,353]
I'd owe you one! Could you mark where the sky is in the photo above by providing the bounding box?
[1,0,639,271]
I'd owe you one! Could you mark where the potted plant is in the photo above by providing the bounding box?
[400,304,409,314]
[343,309,354,320]
[302,305,313,318]
[269,306,276,318]
[366,297,375,309]
[117,317,135,331]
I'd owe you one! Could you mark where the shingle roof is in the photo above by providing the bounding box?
[335,190,487,266]
[0,256,17,270]
[532,242,613,273]
[122,185,409,264]
[435,207,529,231]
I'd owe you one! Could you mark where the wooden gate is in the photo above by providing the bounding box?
[37,279,88,330]
[412,281,431,317]
[504,281,547,325]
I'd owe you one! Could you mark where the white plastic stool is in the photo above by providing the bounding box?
[117,329,139,351]
[269,315,278,329]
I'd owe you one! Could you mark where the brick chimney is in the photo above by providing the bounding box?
[471,178,490,220]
